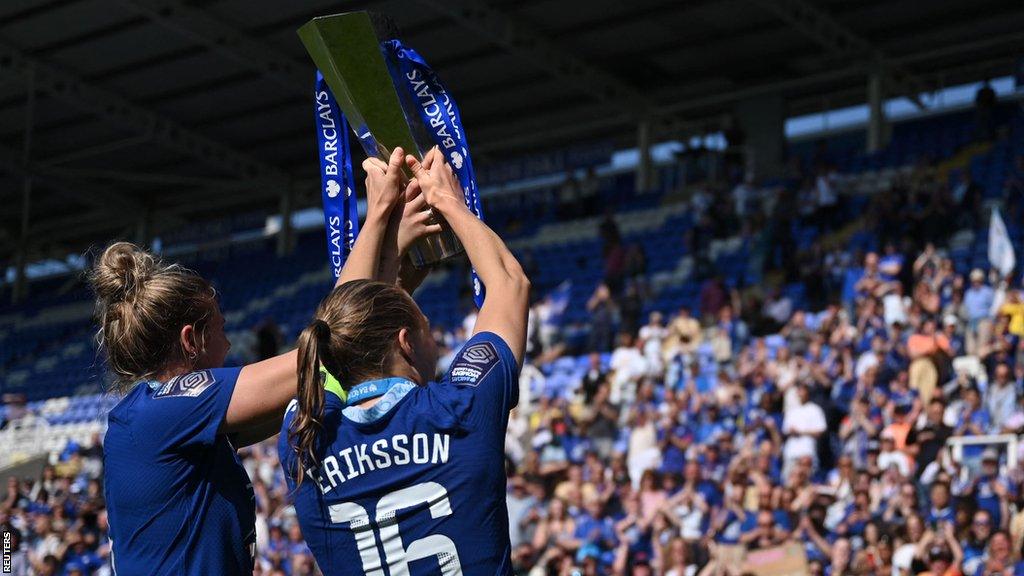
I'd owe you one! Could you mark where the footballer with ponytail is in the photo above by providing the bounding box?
[279,147,530,576]
[100,147,429,576]
[289,280,425,486]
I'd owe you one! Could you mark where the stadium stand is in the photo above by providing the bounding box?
[5,98,1024,574]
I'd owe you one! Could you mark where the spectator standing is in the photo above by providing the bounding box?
[976,530,1012,576]
[579,352,608,404]
[963,449,1012,530]
[964,269,995,354]
[587,384,620,459]
[997,289,1024,339]
[629,412,662,486]
[782,310,813,357]
[782,383,828,476]
[926,482,956,529]
[908,319,952,406]
[620,283,645,338]
[957,386,992,436]
[588,283,618,353]
[961,510,994,576]
[611,333,648,405]
[663,307,702,367]
[507,477,539,549]
[986,364,1017,432]
[638,312,667,375]
[906,399,953,479]
[763,289,794,333]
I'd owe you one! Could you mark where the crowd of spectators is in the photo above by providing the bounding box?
[7,235,1024,576]
[1,437,110,575]
[497,147,1024,576]
[4,139,1024,576]
[514,240,1024,576]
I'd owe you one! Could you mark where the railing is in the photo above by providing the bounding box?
[947,434,1019,478]
[0,417,49,469]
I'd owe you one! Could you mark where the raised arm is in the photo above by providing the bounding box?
[336,147,405,286]
[375,189,405,286]
[221,148,407,441]
[381,178,443,294]
[407,147,531,364]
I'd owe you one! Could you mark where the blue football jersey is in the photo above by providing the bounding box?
[105,368,256,575]
[279,331,520,576]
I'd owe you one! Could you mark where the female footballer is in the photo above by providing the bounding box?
[279,147,530,576]
[96,147,431,575]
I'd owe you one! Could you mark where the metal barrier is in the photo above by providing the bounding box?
[0,417,49,468]
[946,433,1019,477]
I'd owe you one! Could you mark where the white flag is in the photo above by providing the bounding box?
[989,207,1016,276]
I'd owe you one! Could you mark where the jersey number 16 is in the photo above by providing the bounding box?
[330,481,463,576]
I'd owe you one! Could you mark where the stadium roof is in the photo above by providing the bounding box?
[1,0,1023,265]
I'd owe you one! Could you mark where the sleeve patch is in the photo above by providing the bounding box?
[449,342,499,387]
[153,370,216,398]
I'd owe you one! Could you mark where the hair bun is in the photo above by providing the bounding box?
[90,242,157,305]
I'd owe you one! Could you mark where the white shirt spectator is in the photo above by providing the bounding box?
[855,351,880,379]
[892,544,916,576]
[878,449,911,477]
[462,310,478,338]
[639,324,667,374]
[505,413,528,465]
[638,324,666,352]
[670,498,706,540]
[526,306,539,355]
[627,417,661,487]
[535,301,561,351]
[882,293,907,326]
[610,345,647,404]
[782,400,827,461]
[30,532,62,564]
[666,566,697,576]
[764,295,793,325]
[518,363,544,411]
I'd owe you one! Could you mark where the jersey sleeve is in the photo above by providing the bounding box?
[133,367,241,453]
[437,331,520,428]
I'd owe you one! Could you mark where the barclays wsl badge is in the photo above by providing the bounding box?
[154,370,216,399]
[449,342,499,387]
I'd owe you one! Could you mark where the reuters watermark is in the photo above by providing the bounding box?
[2,529,10,574]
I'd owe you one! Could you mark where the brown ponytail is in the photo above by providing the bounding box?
[291,320,329,486]
[289,279,423,486]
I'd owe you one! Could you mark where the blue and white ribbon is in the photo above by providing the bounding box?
[312,41,486,307]
[383,39,486,308]
[314,71,359,280]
